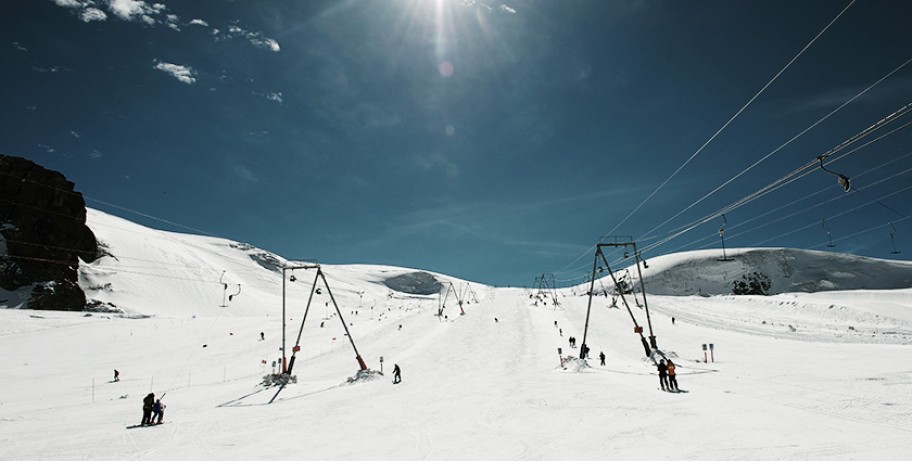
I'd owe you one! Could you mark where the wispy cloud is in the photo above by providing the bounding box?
[266,92,284,104]
[219,25,281,52]
[153,61,196,84]
[500,5,517,14]
[70,130,81,138]
[80,7,107,22]
[52,1,280,53]
[12,42,28,52]
[233,164,258,183]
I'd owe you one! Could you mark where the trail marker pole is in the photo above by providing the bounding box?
[710,343,715,362]
[702,344,707,363]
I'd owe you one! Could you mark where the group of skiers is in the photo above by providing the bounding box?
[141,393,166,425]
[656,359,679,391]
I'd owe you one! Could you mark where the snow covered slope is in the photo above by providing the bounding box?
[79,209,485,318]
[599,247,912,296]
[2,209,912,460]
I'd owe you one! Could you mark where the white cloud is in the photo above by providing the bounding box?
[53,0,87,7]
[250,37,280,52]
[106,0,154,22]
[266,92,284,104]
[12,42,28,52]
[500,5,517,14]
[70,130,81,138]
[225,25,281,52]
[189,19,208,27]
[153,61,196,84]
[80,7,108,22]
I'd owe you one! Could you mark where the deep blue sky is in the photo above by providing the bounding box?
[2,0,911,287]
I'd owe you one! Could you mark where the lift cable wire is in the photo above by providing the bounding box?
[665,149,912,253]
[596,1,857,246]
[810,215,912,250]
[627,103,912,263]
[636,55,912,244]
[753,181,912,246]
[661,107,912,241]
[699,164,912,249]
[551,1,857,278]
[0,170,215,237]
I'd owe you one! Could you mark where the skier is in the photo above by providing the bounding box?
[141,393,155,425]
[599,351,606,366]
[260,332,265,340]
[580,343,589,359]
[113,369,119,382]
[671,317,676,325]
[151,398,166,424]
[657,359,669,391]
[494,317,499,323]
[392,364,401,384]
[667,359,678,391]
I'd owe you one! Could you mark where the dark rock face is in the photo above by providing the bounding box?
[383,271,443,295]
[0,154,99,310]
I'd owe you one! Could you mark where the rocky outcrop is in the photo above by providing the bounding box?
[0,154,99,310]
[383,271,443,295]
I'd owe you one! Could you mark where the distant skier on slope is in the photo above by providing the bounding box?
[114,369,119,382]
[392,364,401,384]
[141,393,155,425]
[599,351,606,366]
[657,360,669,391]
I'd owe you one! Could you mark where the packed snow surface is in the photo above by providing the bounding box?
[1,209,912,460]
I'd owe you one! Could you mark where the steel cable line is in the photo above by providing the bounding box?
[637,56,912,244]
[0,171,215,237]
[601,0,857,238]
[754,182,912,246]
[698,164,912,248]
[810,215,912,249]
[635,104,912,261]
[550,1,856,277]
[666,150,912,253]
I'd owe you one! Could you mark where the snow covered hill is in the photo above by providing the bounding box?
[585,247,912,297]
[2,209,912,460]
[77,209,485,318]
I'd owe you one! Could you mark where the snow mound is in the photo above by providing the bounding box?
[345,369,384,384]
[619,248,912,295]
[560,356,594,372]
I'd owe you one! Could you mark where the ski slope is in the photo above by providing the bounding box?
[1,209,912,460]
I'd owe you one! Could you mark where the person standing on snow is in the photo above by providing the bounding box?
[141,393,155,425]
[599,351,606,366]
[392,364,401,384]
[657,360,669,391]
[151,398,166,424]
[114,369,119,382]
[667,359,678,391]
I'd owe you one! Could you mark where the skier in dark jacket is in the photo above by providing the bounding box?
[141,393,155,425]
[152,399,165,424]
[599,351,606,366]
[392,364,401,384]
[657,360,669,391]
